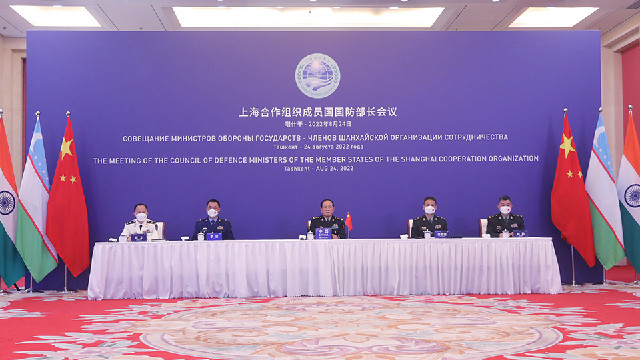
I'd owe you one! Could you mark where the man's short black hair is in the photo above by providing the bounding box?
[133,203,147,211]
[320,199,334,208]
[207,199,221,207]
[423,196,437,205]
[498,195,511,203]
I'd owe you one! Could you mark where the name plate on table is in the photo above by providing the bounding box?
[131,233,146,242]
[434,231,449,238]
[315,228,332,239]
[513,230,528,237]
[206,232,222,241]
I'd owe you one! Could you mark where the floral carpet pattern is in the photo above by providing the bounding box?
[1,283,640,359]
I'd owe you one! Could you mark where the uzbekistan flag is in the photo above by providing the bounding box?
[0,112,26,286]
[16,117,58,282]
[585,111,625,269]
[617,108,640,273]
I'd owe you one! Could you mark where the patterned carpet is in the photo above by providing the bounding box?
[2,283,640,360]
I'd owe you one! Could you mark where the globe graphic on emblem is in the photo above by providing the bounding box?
[301,60,334,92]
[295,53,340,99]
[0,190,15,215]
[625,184,640,208]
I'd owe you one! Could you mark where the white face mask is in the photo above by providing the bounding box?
[424,206,436,215]
[500,206,512,215]
[208,209,219,218]
[136,212,147,222]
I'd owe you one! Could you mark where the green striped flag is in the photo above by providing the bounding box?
[585,112,624,269]
[16,117,58,282]
[617,109,640,273]
[0,112,26,287]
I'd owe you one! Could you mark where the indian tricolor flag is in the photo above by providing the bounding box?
[0,112,26,287]
[16,116,58,282]
[617,107,640,273]
[585,111,625,269]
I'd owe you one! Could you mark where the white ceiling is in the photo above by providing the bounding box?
[0,0,639,38]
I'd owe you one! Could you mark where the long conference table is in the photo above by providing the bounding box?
[87,237,562,300]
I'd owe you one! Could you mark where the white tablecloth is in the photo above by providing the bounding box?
[87,237,562,300]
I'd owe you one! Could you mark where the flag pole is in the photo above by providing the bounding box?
[63,264,71,293]
[570,245,577,286]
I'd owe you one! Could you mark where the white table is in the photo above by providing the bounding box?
[87,237,562,300]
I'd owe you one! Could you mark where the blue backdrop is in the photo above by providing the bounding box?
[26,31,602,289]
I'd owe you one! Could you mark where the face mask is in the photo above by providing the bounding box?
[208,209,219,218]
[500,206,511,215]
[136,212,147,222]
[424,206,436,215]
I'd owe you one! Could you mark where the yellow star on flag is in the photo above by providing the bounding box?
[578,170,583,178]
[60,174,66,181]
[567,170,573,178]
[559,134,575,158]
[60,137,73,161]
[70,176,77,183]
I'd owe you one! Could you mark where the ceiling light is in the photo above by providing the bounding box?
[10,5,100,27]
[174,7,444,28]
[510,7,598,28]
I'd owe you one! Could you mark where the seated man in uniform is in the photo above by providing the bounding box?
[120,203,160,241]
[309,199,346,239]
[192,198,234,240]
[486,195,525,237]
[411,196,447,238]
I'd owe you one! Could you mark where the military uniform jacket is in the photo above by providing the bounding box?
[121,219,160,241]
[411,215,447,238]
[486,213,525,237]
[192,217,234,240]
[309,215,346,239]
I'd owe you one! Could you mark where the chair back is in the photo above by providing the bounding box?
[478,218,488,237]
[155,222,165,239]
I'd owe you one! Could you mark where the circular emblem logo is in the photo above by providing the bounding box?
[625,184,640,208]
[0,191,15,215]
[295,53,340,99]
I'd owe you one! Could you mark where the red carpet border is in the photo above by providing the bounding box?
[1,283,640,360]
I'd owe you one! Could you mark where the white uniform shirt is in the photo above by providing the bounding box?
[120,219,160,241]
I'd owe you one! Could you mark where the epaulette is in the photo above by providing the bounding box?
[488,214,497,219]
[126,220,135,225]
[335,217,344,221]
[312,216,322,220]
[437,216,446,220]
[514,214,523,218]
[220,218,229,222]
[413,216,422,221]
[147,220,156,224]
[199,218,208,222]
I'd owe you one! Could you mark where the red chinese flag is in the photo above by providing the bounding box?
[345,212,353,231]
[551,113,596,267]
[46,115,89,276]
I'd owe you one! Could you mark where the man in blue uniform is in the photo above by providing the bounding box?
[191,198,234,240]
[309,199,346,239]
[486,195,525,237]
[411,196,447,238]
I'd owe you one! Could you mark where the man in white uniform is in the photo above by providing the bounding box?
[120,203,161,241]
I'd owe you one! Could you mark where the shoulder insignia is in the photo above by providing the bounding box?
[515,214,523,218]
[126,220,135,225]
[313,216,322,220]
[413,216,422,221]
[147,220,156,224]
[335,217,343,221]
[437,216,446,221]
